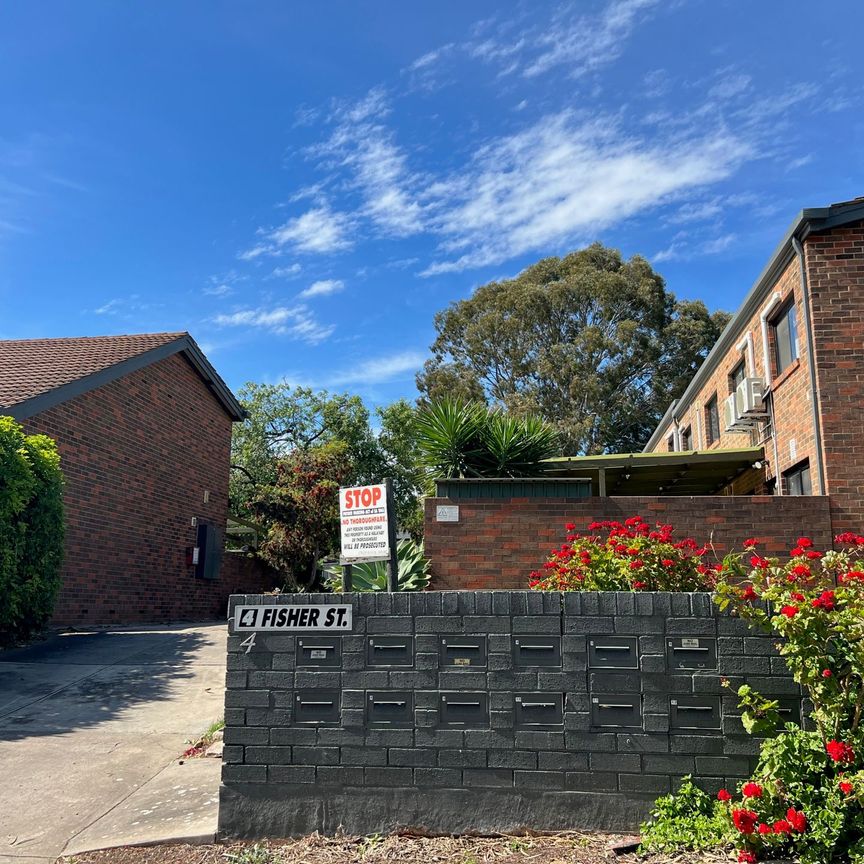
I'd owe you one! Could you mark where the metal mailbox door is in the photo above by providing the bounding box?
[439,636,487,668]
[512,636,562,668]
[666,637,718,671]
[366,636,414,667]
[514,692,564,727]
[366,690,414,727]
[297,636,342,668]
[439,692,489,727]
[588,636,639,669]
[670,696,722,730]
[776,698,803,729]
[590,694,642,728]
[294,689,341,725]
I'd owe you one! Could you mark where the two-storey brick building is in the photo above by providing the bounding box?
[643,197,864,531]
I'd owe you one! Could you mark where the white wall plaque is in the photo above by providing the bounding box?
[436,505,459,522]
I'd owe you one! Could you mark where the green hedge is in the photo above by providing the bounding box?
[0,416,65,644]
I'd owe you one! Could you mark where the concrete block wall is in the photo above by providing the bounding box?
[219,591,799,839]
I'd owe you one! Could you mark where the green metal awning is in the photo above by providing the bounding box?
[541,447,765,496]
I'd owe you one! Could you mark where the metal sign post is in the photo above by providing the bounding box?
[385,478,399,593]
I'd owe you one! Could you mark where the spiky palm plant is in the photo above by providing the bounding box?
[324,539,431,592]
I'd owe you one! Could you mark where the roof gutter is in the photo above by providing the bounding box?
[791,236,827,495]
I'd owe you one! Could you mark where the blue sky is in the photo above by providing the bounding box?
[1,1,862,408]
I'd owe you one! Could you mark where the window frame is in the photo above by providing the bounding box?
[783,461,812,496]
[729,360,747,394]
[680,425,693,451]
[705,394,720,446]
[771,298,799,377]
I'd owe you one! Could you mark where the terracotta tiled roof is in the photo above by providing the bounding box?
[0,332,187,408]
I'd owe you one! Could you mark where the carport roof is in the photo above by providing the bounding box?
[542,446,764,496]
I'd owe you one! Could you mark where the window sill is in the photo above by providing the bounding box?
[770,358,801,393]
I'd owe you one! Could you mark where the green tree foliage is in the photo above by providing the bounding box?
[416,398,559,479]
[231,384,424,536]
[0,416,65,644]
[417,243,731,454]
[244,442,351,590]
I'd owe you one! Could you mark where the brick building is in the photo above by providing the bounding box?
[426,197,864,589]
[643,196,864,531]
[0,332,275,625]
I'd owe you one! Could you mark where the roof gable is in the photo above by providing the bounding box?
[0,332,244,421]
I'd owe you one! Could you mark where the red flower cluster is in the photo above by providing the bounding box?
[742,782,763,798]
[733,808,759,834]
[812,589,836,610]
[826,740,856,764]
[840,780,855,795]
[835,531,864,546]
[738,852,757,863]
[717,788,733,801]
[780,605,799,618]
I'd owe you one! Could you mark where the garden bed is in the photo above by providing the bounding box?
[63,834,733,864]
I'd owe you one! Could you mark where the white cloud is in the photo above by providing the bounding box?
[654,231,737,263]
[213,304,334,344]
[299,278,344,299]
[270,263,302,279]
[204,269,245,296]
[421,112,750,274]
[325,350,426,386]
[240,202,355,259]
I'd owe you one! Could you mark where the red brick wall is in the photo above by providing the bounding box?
[425,495,834,590]
[23,353,277,625]
[805,220,864,533]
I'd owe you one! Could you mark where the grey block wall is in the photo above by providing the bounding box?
[219,591,799,838]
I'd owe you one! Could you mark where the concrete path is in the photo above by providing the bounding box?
[0,623,227,863]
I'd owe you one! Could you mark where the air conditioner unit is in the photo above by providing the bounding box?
[737,377,769,417]
[724,392,742,431]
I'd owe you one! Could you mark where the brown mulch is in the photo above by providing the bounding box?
[63,833,734,864]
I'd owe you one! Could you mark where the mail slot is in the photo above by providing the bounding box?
[670,696,721,730]
[297,636,342,668]
[512,636,562,668]
[514,692,564,727]
[776,698,803,728]
[366,690,414,727]
[666,637,718,671]
[439,636,487,668]
[588,636,638,669]
[294,689,341,725]
[366,636,414,667]
[590,694,642,728]
[439,692,489,727]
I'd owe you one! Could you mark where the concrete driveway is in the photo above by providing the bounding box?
[0,623,227,863]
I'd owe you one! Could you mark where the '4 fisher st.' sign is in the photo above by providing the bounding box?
[234,604,352,631]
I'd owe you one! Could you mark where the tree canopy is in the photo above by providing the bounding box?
[417,243,730,454]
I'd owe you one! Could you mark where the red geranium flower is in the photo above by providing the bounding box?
[661,558,674,567]
[786,808,807,832]
[790,592,805,602]
[805,550,822,560]
[772,819,792,834]
[757,823,771,835]
[741,585,758,601]
[840,781,854,795]
[823,669,833,678]
[732,809,759,834]
[780,605,799,618]
[812,590,836,610]
[738,851,757,863]
[632,581,647,589]
[743,538,758,548]
[742,782,763,798]
[826,740,855,764]
[796,537,813,548]
[565,522,576,531]
[790,546,804,557]
[717,788,732,802]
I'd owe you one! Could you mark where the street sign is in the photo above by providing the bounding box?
[233,604,353,632]
[339,483,390,561]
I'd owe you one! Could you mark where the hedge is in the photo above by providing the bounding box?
[0,416,65,644]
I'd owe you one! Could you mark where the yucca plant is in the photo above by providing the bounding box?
[324,539,431,592]
[416,397,559,478]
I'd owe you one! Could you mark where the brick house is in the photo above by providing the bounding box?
[0,332,274,625]
[643,196,864,532]
[425,197,864,589]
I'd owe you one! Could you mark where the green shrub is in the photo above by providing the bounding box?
[324,539,431,592]
[0,416,65,644]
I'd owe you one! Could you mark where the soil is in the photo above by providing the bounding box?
[63,833,734,864]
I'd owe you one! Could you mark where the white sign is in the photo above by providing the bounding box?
[436,505,459,522]
[234,604,352,632]
[339,483,390,561]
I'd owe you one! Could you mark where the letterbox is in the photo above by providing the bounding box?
[776,698,803,728]
[366,636,414,667]
[514,692,564,727]
[590,694,642,729]
[297,636,342,668]
[366,690,414,727]
[588,636,639,669]
[666,637,718,671]
[670,695,722,731]
[512,636,562,668]
[439,692,489,727]
[294,689,341,725]
[439,636,487,668]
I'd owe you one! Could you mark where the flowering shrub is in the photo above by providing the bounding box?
[643,532,864,863]
[528,515,717,592]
